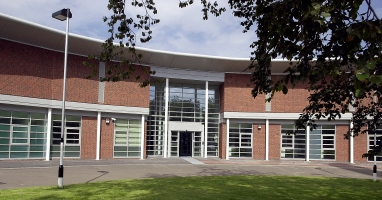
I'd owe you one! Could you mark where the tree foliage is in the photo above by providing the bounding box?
[91,0,382,155]
[243,0,382,136]
[237,0,382,158]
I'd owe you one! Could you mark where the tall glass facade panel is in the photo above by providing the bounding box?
[147,83,165,156]
[147,79,220,156]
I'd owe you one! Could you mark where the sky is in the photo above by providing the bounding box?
[1,0,382,58]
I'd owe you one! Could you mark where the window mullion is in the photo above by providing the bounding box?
[126,130,129,146]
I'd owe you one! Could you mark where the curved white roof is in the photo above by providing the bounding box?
[0,13,290,73]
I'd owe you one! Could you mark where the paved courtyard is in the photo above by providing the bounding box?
[0,158,380,189]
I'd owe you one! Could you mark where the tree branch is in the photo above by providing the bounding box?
[365,0,380,20]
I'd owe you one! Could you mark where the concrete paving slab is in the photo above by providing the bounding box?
[0,158,380,190]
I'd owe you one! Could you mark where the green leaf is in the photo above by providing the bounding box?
[276,83,283,91]
[356,71,370,81]
[321,12,330,18]
[369,75,382,85]
[366,60,376,70]
[316,19,325,26]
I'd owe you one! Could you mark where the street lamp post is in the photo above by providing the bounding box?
[52,8,72,188]
[373,95,377,182]
[374,129,377,182]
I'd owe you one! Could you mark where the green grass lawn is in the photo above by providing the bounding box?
[1,175,382,199]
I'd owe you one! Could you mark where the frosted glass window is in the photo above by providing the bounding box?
[114,119,141,158]
[0,110,47,159]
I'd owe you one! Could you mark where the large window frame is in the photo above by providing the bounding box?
[310,125,336,160]
[367,126,382,161]
[280,124,336,160]
[0,110,47,159]
[147,81,220,157]
[113,119,142,158]
[51,115,81,158]
[281,124,306,159]
[228,123,253,158]
[51,115,81,146]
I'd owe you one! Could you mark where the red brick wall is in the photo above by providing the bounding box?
[219,123,227,159]
[51,54,98,103]
[271,75,310,113]
[0,39,54,99]
[253,124,266,159]
[336,125,350,162]
[100,118,114,159]
[222,73,266,112]
[1,39,149,108]
[354,130,368,163]
[222,74,311,113]
[104,65,150,107]
[81,116,97,159]
[269,124,281,160]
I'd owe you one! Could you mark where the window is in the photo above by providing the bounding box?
[281,124,306,159]
[229,123,252,158]
[368,126,382,161]
[114,119,141,158]
[29,113,46,158]
[0,110,47,159]
[51,115,81,158]
[11,111,29,145]
[310,125,335,160]
[147,82,220,157]
[280,124,335,160]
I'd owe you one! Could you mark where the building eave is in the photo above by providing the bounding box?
[0,12,291,73]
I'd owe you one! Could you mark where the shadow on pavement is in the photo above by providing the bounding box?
[327,163,378,178]
[142,165,264,179]
[86,171,109,183]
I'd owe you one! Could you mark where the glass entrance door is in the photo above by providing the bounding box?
[169,130,202,157]
[179,131,192,156]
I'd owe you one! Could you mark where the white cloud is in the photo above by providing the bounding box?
[136,1,255,57]
[0,0,255,58]
[6,0,381,58]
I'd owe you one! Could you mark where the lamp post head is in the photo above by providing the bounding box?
[52,8,72,21]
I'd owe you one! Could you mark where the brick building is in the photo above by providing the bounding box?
[0,13,372,163]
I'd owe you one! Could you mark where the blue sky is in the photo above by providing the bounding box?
[1,1,381,58]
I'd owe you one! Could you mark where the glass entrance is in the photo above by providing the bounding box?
[147,82,221,157]
[169,130,202,157]
[179,131,192,156]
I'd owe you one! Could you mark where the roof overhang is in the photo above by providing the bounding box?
[0,13,291,73]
